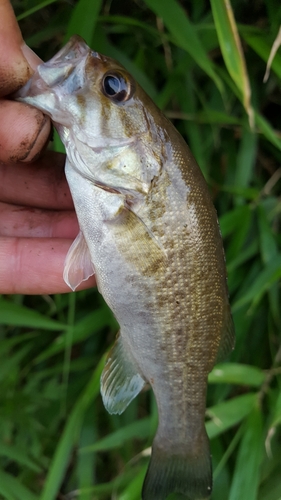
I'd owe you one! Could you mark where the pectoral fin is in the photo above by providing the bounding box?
[63,231,95,291]
[101,335,145,415]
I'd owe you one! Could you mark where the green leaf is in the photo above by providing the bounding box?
[264,26,281,82]
[234,128,258,206]
[243,33,281,81]
[268,390,281,431]
[77,469,137,496]
[0,300,66,330]
[255,112,281,152]
[258,205,278,264]
[118,464,148,500]
[0,345,31,381]
[34,307,113,363]
[216,65,281,151]
[232,254,281,312]
[210,0,253,126]
[219,205,251,238]
[225,204,252,261]
[258,466,281,500]
[209,363,266,387]
[257,204,280,323]
[206,393,257,439]
[143,0,223,92]
[0,469,37,500]
[80,417,153,454]
[39,355,105,500]
[0,443,42,473]
[64,0,103,45]
[229,406,263,500]
[77,414,97,500]
[16,0,57,21]
[227,240,258,273]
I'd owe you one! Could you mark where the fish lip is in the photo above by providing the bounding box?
[47,35,90,65]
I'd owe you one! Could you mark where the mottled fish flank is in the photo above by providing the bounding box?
[15,35,235,500]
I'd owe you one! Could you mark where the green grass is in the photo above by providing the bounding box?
[3,0,281,498]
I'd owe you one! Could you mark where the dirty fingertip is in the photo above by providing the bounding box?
[21,113,52,163]
[0,100,52,164]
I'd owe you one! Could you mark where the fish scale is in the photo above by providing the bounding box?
[15,35,234,500]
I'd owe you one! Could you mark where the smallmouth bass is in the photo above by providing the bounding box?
[16,36,234,500]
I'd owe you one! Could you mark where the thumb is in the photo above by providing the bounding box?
[0,0,40,95]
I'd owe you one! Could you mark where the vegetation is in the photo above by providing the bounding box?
[2,0,281,498]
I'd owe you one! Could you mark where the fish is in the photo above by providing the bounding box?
[15,35,235,500]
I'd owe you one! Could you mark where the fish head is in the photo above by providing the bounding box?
[16,35,157,152]
[16,35,167,193]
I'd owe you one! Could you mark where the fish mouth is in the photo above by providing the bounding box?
[47,35,90,66]
[14,36,94,124]
[15,36,90,97]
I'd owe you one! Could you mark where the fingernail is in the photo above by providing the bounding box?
[21,43,42,71]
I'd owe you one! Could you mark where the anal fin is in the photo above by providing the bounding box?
[101,335,145,415]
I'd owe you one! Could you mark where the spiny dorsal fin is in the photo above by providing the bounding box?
[63,231,95,291]
[101,335,145,415]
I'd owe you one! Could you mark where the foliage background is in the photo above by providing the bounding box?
[1,0,281,498]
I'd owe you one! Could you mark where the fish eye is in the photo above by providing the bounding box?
[102,73,131,102]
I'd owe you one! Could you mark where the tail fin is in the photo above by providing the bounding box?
[142,431,212,500]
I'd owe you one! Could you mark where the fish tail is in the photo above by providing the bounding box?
[142,430,212,500]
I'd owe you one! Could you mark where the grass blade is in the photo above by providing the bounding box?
[232,254,281,312]
[118,464,148,500]
[243,32,281,81]
[16,0,57,21]
[234,128,257,206]
[0,299,66,330]
[39,355,105,500]
[210,0,253,126]
[143,0,223,92]
[229,406,263,500]
[80,417,153,454]
[0,443,41,473]
[0,469,37,500]
[209,363,266,387]
[206,393,257,439]
[64,0,103,44]
[264,26,281,82]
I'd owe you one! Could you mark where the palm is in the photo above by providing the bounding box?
[0,2,95,294]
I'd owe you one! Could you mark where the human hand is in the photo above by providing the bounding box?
[0,1,95,294]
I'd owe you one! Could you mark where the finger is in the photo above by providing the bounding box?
[0,151,73,210]
[0,237,96,294]
[0,202,78,238]
[0,2,52,160]
[0,0,30,95]
[0,100,51,163]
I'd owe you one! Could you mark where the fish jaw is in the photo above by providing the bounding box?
[15,37,91,126]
